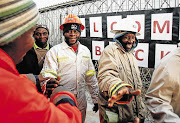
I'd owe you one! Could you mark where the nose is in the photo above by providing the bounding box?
[39,33,46,38]
[70,32,76,35]
[39,34,43,38]
[128,37,135,43]
[69,32,77,37]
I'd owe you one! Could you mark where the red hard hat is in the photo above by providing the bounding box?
[60,14,85,31]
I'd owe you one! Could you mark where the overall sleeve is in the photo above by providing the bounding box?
[85,55,99,104]
[145,64,180,123]
[41,47,58,78]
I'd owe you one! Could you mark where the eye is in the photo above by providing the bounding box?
[74,30,78,34]
[35,32,40,36]
[43,32,48,36]
[123,36,128,39]
[68,30,72,33]
[132,36,135,40]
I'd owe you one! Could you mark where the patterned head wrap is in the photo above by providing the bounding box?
[0,0,39,46]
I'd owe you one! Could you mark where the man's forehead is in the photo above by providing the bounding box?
[35,28,48,32]
[124,33,135,36]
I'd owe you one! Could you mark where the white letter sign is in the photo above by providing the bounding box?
[89,17,102,37]
[134,43,149,68]
[107,16,122,38]
[92,41,104,60]
[155,44,177,67]
[151,13,173,40]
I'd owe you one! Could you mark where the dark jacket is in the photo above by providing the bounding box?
[16,44,52,75]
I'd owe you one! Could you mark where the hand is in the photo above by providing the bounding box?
[108,86,141,107]
[38,75,60,97]
[128,117,140,123]
[92,103,98,113]
[46,76,60,97]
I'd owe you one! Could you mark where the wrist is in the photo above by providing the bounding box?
[34,75,42,93]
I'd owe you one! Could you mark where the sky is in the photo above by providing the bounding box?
[33,0,72,9]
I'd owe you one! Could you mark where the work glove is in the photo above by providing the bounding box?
[92,103,98,113]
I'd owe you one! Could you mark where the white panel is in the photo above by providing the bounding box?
[155,44,177,67]
[107,16,122,38]
[89,17,102,37]
[80,18,86,37]
[151,13,173,40]
[92,41,104,60]
[134,43,149,68]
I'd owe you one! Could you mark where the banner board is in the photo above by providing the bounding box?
[79,8,180,68]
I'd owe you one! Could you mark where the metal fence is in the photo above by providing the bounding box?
[38,0,180,46]
[37,1,179,122]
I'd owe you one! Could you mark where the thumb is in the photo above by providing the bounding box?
[130,89,141,96]
[134,117,140,123]
[57,76,60,81]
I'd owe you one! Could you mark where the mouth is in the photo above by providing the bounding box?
[125,43,133,51]
[68,38,78,41]
[38,38,47,42]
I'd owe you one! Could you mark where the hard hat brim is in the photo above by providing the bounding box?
[60,23,85,31]
[110,30,141,36]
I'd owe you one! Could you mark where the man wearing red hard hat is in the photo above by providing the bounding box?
[41,14,99,123]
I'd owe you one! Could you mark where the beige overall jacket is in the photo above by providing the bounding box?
[146,47,180,123]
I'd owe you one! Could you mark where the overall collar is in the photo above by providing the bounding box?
[34,42,49,50]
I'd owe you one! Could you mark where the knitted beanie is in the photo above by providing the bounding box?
[35,24,49,34]
[63,23,81,34]
[0,0,39,46]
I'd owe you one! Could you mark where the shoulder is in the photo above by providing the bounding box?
[159,48,180,68]
[105,44,117,50]
[49,43,63,51]
[103,44,118,54]
[49,44,53,48]
[22,47,36,58]
[79,43,90,52]
[156,48,180,80]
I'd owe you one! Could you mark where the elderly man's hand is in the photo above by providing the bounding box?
[108,86,141,107]
[128,117,140,123]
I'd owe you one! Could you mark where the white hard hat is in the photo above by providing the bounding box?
[111,18,140,36]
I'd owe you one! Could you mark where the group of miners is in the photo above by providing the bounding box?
[0,0,180,123]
